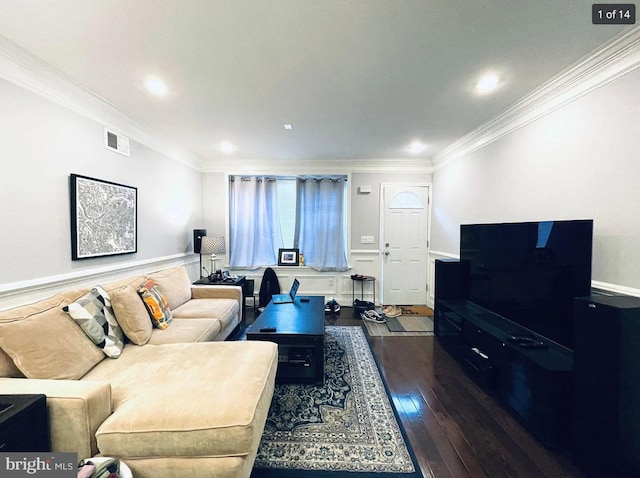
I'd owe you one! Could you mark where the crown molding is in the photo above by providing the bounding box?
[200,157,434,174]
[434,26,640,170]
[0,34,201,171]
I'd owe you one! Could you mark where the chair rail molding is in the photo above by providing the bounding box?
[0,253,198,311]
[434,26,640,170]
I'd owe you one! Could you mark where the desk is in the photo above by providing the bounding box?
[246,296,325,384]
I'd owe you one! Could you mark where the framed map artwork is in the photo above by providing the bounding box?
[70,174,137,260]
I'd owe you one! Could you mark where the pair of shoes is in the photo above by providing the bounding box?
[382,305,402,318]
[325,298,341,314]
[361,309,387,323]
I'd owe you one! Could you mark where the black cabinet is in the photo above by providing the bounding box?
[573,295,640,477]
[436,300,573,449]
[0,394,49,452]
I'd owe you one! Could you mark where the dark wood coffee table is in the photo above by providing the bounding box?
[246,295,325,384]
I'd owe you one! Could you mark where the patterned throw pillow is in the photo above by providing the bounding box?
[63,286,125,358]
[137,279,173,329]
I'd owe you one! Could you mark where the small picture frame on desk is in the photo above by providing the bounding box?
[278,248,299,266]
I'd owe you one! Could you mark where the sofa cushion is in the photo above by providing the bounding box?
[63,286,124,358]
[87,341,278,458]
[0,300,104,380]
[110,285,152,345]
[101,275,145,294]
[147,318,221,344]
[147,266,192,310]
[138,279,173,329]
[172,298,239,331]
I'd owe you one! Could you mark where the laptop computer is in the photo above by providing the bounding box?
[272,278,300,304]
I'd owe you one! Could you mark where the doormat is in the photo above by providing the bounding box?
[251,326,425,477]
[386,315,434,333]
[399,306,433,316]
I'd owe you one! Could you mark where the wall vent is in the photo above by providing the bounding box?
[104,128,130,156]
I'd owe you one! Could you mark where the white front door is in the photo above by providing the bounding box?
[382,185,429,305]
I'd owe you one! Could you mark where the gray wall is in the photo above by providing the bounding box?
[350,171,432,250]
[431,68,640,290]
[0,79,203,286]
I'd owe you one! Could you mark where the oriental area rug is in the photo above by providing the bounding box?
[251,326,423,478]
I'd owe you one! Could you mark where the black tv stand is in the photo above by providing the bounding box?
[435,299,573,449]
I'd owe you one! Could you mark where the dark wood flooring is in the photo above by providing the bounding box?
[242,306,585,478]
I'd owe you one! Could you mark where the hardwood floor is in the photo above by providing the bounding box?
[242,306,585,477]
[325,310,585,478]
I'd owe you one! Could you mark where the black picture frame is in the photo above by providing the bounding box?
[278,248,299,266]
[70,174,137,260]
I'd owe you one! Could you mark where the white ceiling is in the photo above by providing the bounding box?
[0,1,630,162]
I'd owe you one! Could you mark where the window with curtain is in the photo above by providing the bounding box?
[228,176,283,269]
[228,175,348,271]
[294,177,349,271]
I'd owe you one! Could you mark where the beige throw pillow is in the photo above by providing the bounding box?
[110,285,152,345]
[0,306,104,380]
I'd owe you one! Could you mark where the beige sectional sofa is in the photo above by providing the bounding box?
[0,265,278,478]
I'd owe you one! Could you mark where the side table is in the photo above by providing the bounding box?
[193,276,247,321]
[351,275,376,318]
[0,394,49,451]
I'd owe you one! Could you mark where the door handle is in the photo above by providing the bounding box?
[384,251,390,256]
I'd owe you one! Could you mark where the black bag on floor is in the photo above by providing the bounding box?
[353,299,375,318]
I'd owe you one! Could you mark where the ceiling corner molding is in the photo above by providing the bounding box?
[0,34,201,171]
[434,26,640,171]
[200,157,434,174]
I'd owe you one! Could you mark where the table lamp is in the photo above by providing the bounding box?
[200,235,226,279]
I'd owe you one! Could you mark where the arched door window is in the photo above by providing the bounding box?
[390,191,424,209]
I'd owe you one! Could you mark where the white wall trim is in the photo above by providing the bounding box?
[434,26,640,170]
[0,34,201,171]
[429,250,459,260]
[592,281,640,298]
[0,253,198,310]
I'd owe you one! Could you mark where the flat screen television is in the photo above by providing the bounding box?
[460,219,593,350]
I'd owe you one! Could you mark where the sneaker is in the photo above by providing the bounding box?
[383,306,402,318]
[325,298,341,314]
[361,309,386,323]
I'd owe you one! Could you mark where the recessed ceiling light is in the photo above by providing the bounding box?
[475,72,502,95]
[406,141,427,154]
[144,75,168,97]
[217,141,236,154]
[284,124,293,130]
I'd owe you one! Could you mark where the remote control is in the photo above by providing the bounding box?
[259,327,276,332]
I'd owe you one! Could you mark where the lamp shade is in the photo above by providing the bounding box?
[200,236,225,255]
